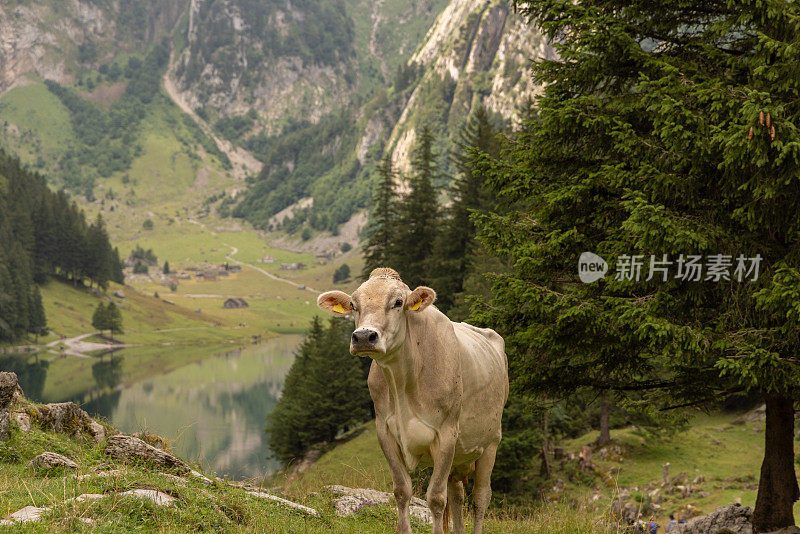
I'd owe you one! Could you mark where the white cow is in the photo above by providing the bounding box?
[317,267,508,534]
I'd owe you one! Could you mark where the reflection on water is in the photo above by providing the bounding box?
[5,335,300,480]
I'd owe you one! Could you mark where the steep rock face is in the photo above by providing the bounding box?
[171,0,357,132]
[388,0,551,172]
[0,1,186,93]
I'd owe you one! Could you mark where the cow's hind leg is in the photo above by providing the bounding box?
[376,420,413,534]
[428,431,457,534]
[447,475,466,534]
[472,443,498,534]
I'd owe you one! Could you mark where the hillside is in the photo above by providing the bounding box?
[0,372,575,532]
[281,409,798,528]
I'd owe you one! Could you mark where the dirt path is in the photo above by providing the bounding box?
[162,49,262,181]
[46,333,130,358]
[224,245,317,294]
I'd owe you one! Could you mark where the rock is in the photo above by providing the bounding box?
[246,490,320,517]
[13,411,31,432]
[0,505,50,524]
[36,402,95,437]
[28,451,79,470]
[120,489,177,507]
[675,503,753,534]
[65,493,106,503]
[114,290,125,298]
[0,372,19,440]
[75,469,126,481]
[763,527,800,534]
[105,434,189,472]
[732,404,766,425]
[188,468,214,485]
[89,420,106,443]
[325,485,431,524]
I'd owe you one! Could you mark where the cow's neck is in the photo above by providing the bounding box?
[375,318,424,413]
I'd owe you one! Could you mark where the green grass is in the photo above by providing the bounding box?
[280,411,792,529]
[0,400,612,533]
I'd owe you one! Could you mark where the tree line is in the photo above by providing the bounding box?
[0,149,123,342]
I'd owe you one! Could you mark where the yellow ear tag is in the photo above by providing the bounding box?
[410,302,421,311]
[332,304,346,314]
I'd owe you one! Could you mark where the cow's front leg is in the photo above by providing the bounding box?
[427,428,457,534]
[376,419,413,534]
[472,442,498,534]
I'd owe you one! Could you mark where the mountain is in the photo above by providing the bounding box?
[0,0,551,241]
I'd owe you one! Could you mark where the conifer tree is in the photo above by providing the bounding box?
[474,1,800,527]
[392,125,440,288]
[28,286,47,341]
[92,302,109,336]
[106,301,123,336]
[430,106,500,314]
[362,154,399,278]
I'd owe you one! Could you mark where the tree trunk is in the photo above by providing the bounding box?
[597,389,611,445]
[540,410,551,479]
[752,395,799,532]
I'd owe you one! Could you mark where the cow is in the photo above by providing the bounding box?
[317,267,508,534]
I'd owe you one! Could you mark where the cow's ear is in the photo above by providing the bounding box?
[407,286,436,312]
[317,291,351,315]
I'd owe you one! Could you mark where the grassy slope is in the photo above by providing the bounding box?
[0,409,608,534]
[283,411,796,530]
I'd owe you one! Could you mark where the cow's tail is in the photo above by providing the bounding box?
[443,498,450,534]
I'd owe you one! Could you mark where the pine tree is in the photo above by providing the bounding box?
[392,125,440,288]
[361,154,398,278]
[163,261,170,274]
[28,286,47,341]
[106,301,123,337]
[475,1,800,526]
[92,302,109,336]
[430,106,500,314]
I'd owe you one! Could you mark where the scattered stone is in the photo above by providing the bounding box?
[133,431,170,451]
[246,490,319,517]
[675,503,752,534]
[13,411,31,432]
[0,372,19,441]
[104,434,189,472]
[28,452,79,471]
[0,505,50,525]
[325,485,430,524]
[89,420,106,443]
[762,527,800,534]
[732,404,766,425]
[120,489,177,507]
[114,290,125,298]
[65,493,105,504]
[188,469,214,485]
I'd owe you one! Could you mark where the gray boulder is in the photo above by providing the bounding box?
[28,452,79,471]
[675,503,753,534]
[0,372,19,440]
[104,434,189,472]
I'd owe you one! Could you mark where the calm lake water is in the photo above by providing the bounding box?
[2,335,301,480]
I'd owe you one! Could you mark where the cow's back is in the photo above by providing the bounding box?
[451,322,508,466]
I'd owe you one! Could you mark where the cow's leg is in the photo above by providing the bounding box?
[447,475,466,534]
[427,431,457,534]
[472,443,498,534]
[376,420,413,534]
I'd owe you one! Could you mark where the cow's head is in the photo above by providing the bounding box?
[316,267,436,358]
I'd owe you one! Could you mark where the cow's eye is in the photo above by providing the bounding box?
[350,302,356,311]
[393,299,403,309]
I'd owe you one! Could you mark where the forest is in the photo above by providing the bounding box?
[0,149,123,342]
[269,1,800,530]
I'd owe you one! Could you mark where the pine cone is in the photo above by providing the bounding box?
[766,113,771,128]
[759,111,765,126]
[771,125,776,141]
[748,126,754,141]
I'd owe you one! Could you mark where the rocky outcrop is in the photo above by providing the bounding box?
[0,372,18,440]
[34,401,107,443]
[27,451,79,471]
[325,485,433,524]
[674,503,753,534]
[104,434,189,472]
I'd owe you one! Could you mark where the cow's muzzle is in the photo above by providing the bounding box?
[351,327,380,355]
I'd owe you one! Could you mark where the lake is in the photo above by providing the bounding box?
[1,335,301,480]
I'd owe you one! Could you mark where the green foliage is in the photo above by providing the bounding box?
[0,150,121,342]
[361,154,398,278]
[301,228,312,241]
[44,43,170,196]
[267,316,371,461]
[143,218,154,230]
[92,302,109,334]
[333,264,351,284]
[472,0,800,520]
[129,245,158,265]
[215,113,255,142]
[163,261,170,274]
[340,242,352,253]
[132,261,148,274]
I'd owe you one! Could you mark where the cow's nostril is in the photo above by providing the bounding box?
[352,333,360,343]
[368,332,378,343]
